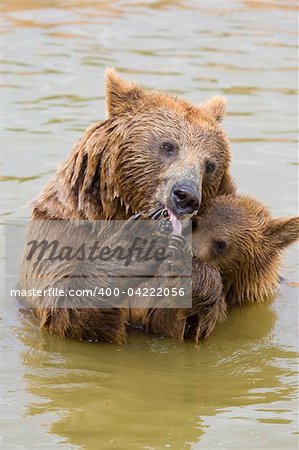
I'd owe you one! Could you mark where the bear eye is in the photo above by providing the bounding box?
[205,161,216,173]
[215,240,227,252]
[161,141,175,155]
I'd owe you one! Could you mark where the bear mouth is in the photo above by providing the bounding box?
[165,209,183,235]
[129,206,183,235]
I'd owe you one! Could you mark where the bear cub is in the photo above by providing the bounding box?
[148,194,299,343]
[192,194,299,305]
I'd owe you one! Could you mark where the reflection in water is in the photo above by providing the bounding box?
[15,301,297,449]
[1,0,298,448]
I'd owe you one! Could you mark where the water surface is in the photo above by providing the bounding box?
[1,1,298,449]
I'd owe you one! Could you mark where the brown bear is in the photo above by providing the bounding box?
[31,68,235,221]
[192,194,299,304]
[147,194,299,343]
[21,68,235,343]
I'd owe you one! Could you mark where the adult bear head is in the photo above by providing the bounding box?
[32,69,235,222]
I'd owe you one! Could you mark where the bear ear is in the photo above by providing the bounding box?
[105,68,145,116]
[266,217,299,250]
[200,96,227,122]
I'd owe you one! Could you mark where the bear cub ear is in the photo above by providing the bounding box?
[105,68,145,116]
[200,96,227,122]
[266,216,299,250]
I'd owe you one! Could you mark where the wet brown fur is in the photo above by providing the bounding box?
[151,195,299,343]
[26,69,236,343]
[32,69,235,222]
[192,194,299,305]
[146,259,227,342]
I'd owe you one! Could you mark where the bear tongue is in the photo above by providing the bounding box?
[167,209,182,235]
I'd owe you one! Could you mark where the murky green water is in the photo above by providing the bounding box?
[1,1,298,449]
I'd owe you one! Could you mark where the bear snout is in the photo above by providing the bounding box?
[170,181,201,217]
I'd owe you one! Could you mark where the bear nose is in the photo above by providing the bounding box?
[171,182,200,216]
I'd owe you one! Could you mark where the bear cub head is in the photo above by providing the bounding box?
[191,194,299,304]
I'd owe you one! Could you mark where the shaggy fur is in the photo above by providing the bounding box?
[23,69,235,343]
[192,194,299,304]
[146,259,227,342]
[32,69,235,222]
[150,195,299,343]
[21,219,184,343]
